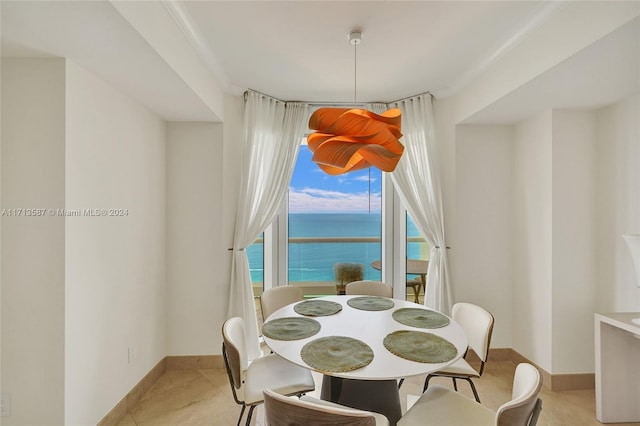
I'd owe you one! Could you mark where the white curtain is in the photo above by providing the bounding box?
[228,91,309,360]
[388,94,453,314]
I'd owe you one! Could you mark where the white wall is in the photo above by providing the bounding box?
[164,92,244,357]
[0,58,167,425]
[1,61,236,426]
[596,94,640,312]
[454,110,601,374]
[454,125,513,348]
[1,58,66,426]
[512,111,553,371]
[551,110,597,373]
[443,3,639,376]
[166,121,224,355]
[64,61,167,425]
[452,103,636,375]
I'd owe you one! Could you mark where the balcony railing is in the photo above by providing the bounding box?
[252,236,427,244]
[249,236,428,287]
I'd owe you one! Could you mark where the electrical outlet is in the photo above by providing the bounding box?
[1,393,11,417]
[128,347,136,364]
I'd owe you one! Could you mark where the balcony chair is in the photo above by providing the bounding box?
[222,317,315,426]
[423,302,495,402]
[334,262,364,295]
[399,363,542,426]
[406,277,422,303]
[260,285,303,321]
[263,388,390,426]
[345,280,393,298]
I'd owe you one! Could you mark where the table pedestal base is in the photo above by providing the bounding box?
[321,375,402,425]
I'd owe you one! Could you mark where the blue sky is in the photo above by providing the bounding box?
[289,145,382,213]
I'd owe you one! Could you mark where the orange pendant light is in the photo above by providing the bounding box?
[307,107,403,175]
[307,31,403,175]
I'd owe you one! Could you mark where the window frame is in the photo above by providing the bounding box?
[257,168,412,301]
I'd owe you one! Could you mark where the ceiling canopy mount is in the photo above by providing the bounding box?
[348,31,362,46]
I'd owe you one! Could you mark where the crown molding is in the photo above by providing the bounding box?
[161,0,239,94]
[437,1,569,98]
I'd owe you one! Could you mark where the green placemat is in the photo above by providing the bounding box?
[262,317,321,341]
[294,300,342,317]
[347,296,395,311]
[392,308,450,328]
[301,336,374,373]
[384,330,457,363]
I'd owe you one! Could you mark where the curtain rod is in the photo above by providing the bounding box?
[386,91,435,104]
[244,89,285,103]
[308,101,371,107]
[244,89,434,106]
[244,91,376,107]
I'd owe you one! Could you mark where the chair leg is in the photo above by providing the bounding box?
[423,374,433,392]
[529,398,543,426]
[245,405,256,426]
[237,404,246,426]
[466,378,481,403]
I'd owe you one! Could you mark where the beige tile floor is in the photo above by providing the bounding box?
[115,358,640,426]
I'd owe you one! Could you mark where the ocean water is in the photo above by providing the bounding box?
[247,213,423,282]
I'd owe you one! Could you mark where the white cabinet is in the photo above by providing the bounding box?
[594,313,640,423]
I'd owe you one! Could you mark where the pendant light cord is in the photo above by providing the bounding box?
[353,36,371,213]
[350,31,372,213]
[354,41,358,104]
[368,167,372,214]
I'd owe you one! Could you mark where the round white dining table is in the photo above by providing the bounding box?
[262,295,467,425]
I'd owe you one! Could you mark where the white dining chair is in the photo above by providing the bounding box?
[345,280,393,298]
[423,302,495,402]
[263,388,390,426]
[222,317,315,426]
[399,363,543,426]
[260,285,303,321]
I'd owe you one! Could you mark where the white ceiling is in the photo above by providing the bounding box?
[179,0,558,102]
[1,1,637,122]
